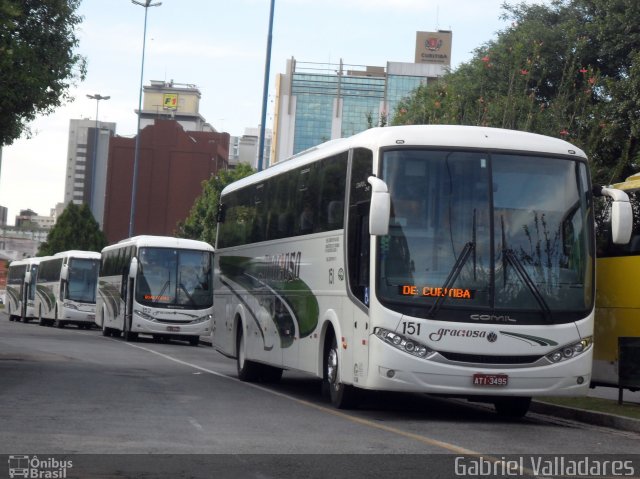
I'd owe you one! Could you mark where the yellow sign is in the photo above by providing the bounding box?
[163,93,178,110]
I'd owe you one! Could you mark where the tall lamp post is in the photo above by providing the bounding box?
[129,0,161,238]
[257,0,275,172]
[86,93,110,212]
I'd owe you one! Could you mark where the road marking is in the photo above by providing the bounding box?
[124,342,483,456]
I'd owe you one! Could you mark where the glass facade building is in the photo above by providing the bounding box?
[273,58,446,162]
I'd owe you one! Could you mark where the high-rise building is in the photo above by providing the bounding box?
[103,120,229,244]
[228,128,272,169]
[271,31,452,163]
[63,119,116,227]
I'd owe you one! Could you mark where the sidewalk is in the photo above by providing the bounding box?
[532,386,640,433]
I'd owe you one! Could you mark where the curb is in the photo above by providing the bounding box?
[531,400,640,433]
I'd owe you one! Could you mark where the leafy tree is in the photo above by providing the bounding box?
[0,0,86,146]
[37,203,107,256]
[392,0,640,184]
[177,163,255,245]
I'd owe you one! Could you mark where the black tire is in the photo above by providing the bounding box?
[54,319,65,328]
[493,397,532,418]
[324,334,360,409]
[236,324,262,382]
[38,310,46,327]
[122,316,138,342]
[189,336,200,347]
[102,324,112,337]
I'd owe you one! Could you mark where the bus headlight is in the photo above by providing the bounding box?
[374,327,435,359]
[546,337,592,363]
[63,302,78,310]
[191,314,212,324]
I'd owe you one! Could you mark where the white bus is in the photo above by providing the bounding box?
[36,250,101,328]
[212,125,632,417]
[95,236,214,345]
[6,257,46,323]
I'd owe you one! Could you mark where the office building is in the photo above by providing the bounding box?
[271,31,452,163]
[103,120,229,244]
[64,118,117,227]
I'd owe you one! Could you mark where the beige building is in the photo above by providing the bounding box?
[138,80,213,132]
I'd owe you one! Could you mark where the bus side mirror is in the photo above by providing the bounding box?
[600,186,633,244]
[129,257,138,279]
[368,176,390,236]
[60,264,69,281]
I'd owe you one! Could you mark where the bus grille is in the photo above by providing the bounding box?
[439,352,543,365]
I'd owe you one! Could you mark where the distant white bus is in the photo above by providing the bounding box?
[36,250,101,328]
[6,257,46,323]
[212,125,631,417]
[95,236,214,345]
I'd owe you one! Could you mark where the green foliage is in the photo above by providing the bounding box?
[0,0,86,146]
[37,203,107,256]
[392,0,640,184]
[176,163,255,246]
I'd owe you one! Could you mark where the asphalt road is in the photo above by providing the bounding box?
[1,312,639,478]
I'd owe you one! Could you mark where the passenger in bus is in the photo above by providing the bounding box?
[300,202,314,234]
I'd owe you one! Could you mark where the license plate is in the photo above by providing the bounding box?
[473,373,508,386]
[167,326,181,332]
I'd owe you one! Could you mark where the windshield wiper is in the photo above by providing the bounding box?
[426,241,475,319]
[499,215,552,322]
[502,248,552,323]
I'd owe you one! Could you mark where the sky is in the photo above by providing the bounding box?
[0,0,543,226]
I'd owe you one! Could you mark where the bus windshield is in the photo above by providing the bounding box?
[377,149,593,323]
[68,258,100,303]
[135,247,213,309]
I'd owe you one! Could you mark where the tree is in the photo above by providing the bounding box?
[391,0,640,184]
[0,0,86,146]
[37,203,107,256]
[177,163,255,245]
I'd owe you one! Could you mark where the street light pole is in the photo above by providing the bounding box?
[257,0,275,172]
[86,93,110,213]
[129,0,161,238]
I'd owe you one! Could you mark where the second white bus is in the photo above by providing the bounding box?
[36,250,101,328]
[95,236,214,345]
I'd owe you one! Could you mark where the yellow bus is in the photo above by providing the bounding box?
[594,172,640,391]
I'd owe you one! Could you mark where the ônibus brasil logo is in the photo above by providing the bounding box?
[8,455,73,479]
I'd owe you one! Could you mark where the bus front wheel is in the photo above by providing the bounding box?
[324,334,359,409]
[236,325,261,382]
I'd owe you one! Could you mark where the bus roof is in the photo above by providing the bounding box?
[103,235,214,253]
[222,125,587,196]
[9,256,50,267]
[51,250,101,260]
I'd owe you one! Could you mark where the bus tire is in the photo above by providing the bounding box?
[122,317,138,342]
[236,324,261,382]
[324,334,360,409]
[101,323,111,337]
[493,397,531,418]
